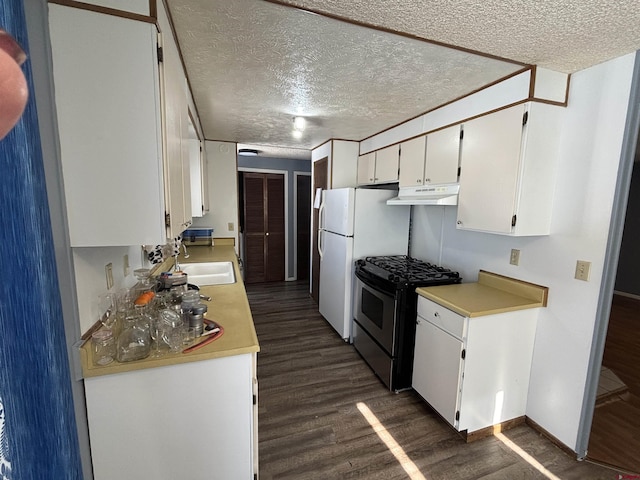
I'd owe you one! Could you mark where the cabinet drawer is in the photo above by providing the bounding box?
[417,297,466,339]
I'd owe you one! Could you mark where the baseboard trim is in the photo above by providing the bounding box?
[465,416,526,443]
[613,290,640,301]
[525,417,577,458]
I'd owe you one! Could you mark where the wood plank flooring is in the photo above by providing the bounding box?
[588,294,640,474]
[247,281,623,479]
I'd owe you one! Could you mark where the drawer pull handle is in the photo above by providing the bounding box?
[434,311,440,317]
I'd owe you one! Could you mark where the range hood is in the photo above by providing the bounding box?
[387,184,460,206]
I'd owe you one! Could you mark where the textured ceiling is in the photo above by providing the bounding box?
[274,0,640,73]
[166,0,640,159]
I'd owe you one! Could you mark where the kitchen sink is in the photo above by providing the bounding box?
[180,261,236,285]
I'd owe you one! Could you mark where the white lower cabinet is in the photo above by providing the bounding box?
[84,353,257,480]
[413,296,537,433]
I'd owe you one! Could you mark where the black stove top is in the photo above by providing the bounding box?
[356,255,461,289]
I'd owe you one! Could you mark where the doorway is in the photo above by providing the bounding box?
[587,160,640,473]
[295,173,311,282]
[311,157,328,303]
[241,172,286,283]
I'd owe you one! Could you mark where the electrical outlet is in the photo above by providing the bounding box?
[509,249,520,266]
[575,260,591,281]
[124,254,130,276]
[105,263,114,290]
[228,222,234,231]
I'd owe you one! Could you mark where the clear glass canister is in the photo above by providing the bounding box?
[92,330,115,366]
[159,308,184,353]
[132,268,155,299]
[116,310,151,362]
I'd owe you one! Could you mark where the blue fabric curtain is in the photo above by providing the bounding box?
[0,1,83,479]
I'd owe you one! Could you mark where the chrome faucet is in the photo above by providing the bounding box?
[174,243,189,271]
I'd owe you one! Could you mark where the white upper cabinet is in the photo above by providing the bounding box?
[189,116,208,217]
[425,126,461,185]
[399,126,460,188]
[357,145,399,185]
[375,144,400,184]
[49,3,197,246]
[398,136,427,187]
[158,4,192,238]
[357,152,376,185]
[49,5,165,247]
[456,102,563,236]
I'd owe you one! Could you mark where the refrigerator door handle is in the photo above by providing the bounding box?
[318,200,326,230]
[318,228,324,259]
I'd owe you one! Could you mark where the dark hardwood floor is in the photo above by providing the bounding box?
[588,294,640,474]
[247,281,623,480]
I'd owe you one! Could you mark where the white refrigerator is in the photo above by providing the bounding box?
[318,188,410,340]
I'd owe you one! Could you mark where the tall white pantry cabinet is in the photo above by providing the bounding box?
[48,3,192,247]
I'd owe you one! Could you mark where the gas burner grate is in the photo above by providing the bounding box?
[361,255,461,286]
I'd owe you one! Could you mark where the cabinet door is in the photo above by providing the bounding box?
[85,354,254,479]
[357,152,376,185]
[160,30,191,238]
[413,317,465,428]
[49,5,165,247]
[399,136,427,187]
[456,105,524,233]
[425,125,460,185]
[375,144,400,183]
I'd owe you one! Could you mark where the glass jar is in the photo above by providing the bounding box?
[132,268,155,299]
[116,309,151,362]
[159,308,184,353]
[92,330,115,366]
[180,290,201,326]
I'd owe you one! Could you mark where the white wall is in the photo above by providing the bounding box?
[408,53,636,449]
[73,246,145,334]
[191,141,239,250]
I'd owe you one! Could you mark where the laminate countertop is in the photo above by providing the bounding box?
[416,270,548,318]
[80,244,259,378]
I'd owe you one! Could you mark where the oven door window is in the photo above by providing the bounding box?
[361,288,384,329]
[354,279,397,355]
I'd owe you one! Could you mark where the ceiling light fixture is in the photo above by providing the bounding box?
[238,148,259,156]
[292,129,303,139]
[293,116,306,131]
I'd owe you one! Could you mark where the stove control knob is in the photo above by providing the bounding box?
[388,274,398,282]
[356,259,366,267]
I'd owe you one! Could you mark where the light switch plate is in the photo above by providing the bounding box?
[510,249,520,266]
[228,222,234,231]
[575,260,591,281]
[105,263,114,289]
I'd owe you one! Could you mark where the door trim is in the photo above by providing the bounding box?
[576,52,640,459]
[294,171,311,281]
[239,167,291,281]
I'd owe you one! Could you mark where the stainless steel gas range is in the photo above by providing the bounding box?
[353,255,461,392]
